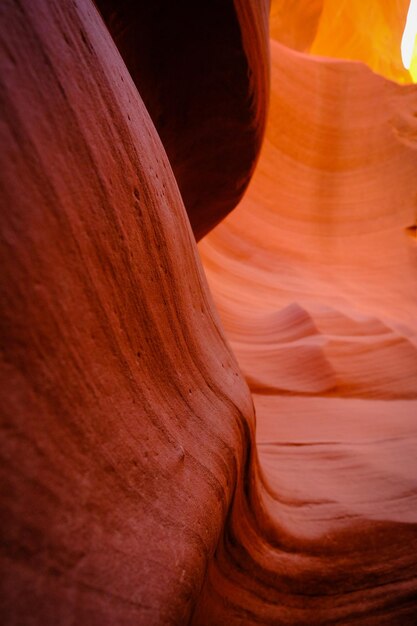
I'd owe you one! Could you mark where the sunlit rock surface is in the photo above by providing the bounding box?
[198,15,417,626]
[270,0,414,83]
[1,0,417,624]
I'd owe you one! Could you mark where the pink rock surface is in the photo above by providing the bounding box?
[1,0,417,624]
[198,32,417,625]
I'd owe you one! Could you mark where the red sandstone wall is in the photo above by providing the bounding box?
[1,0,417,624]
[0,1,256,623]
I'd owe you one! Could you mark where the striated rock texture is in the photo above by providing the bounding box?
[1,0,417,625]
[198,25,417,626]
[0,0,256,623]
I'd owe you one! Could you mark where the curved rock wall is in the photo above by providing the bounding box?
[270,0,413,83]
[0,1,255,623]
[95,0,270,240]
[198,27,417,626]
[1,0,417,624]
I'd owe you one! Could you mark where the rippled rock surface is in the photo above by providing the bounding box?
[1,0,417,624]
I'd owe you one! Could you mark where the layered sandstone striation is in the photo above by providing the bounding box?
[0,1,256,623]
[197,18,417,626]
[1,0,417,625]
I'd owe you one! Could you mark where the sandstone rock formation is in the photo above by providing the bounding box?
[1,0,417,624]
[0,1,256,622]
[270,0,412,82]
[197,10,417,626]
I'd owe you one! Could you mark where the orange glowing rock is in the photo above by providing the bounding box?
[1,0,417,624]
[197,15,417,626]
[96,0,270,240]
[271,0,415,83]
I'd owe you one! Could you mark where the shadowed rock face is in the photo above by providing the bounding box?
[96,0,270,241]
[1,0,417,624]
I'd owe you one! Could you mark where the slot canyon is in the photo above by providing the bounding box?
[1,0,416,624]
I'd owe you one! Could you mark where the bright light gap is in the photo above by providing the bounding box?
[401,0,417,70]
